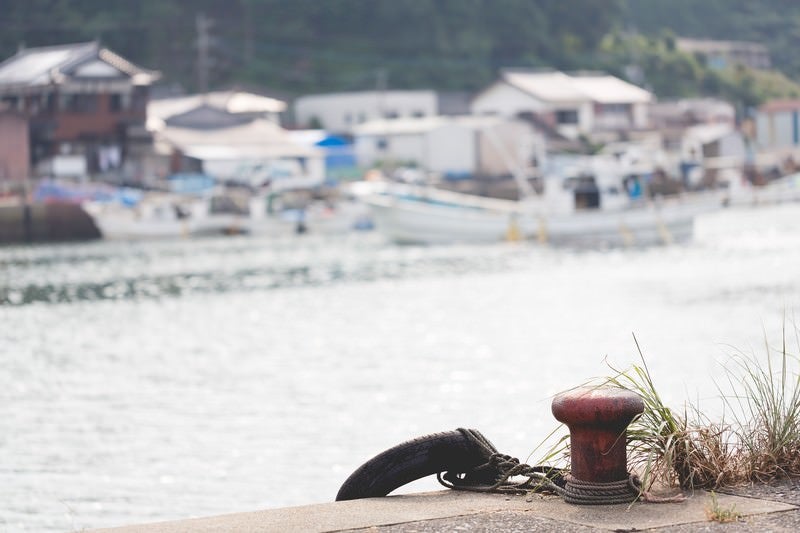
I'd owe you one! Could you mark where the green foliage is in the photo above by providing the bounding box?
[595,323,800,491]
[623,0,800,81]
[716,322,800,481]
[1,0,799,106]
[706,491,742,523]
[596,31,800,109]
[0,0,622,94]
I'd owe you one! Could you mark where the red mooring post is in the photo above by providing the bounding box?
[551,387,644,483]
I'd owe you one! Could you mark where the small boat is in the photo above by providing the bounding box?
[357,156,723,246]
[83,192,248,240]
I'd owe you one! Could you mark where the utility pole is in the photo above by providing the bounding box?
[375,68,388,119]
[242,2,254,65]
[375,68,389,169]
[196,12,213,94]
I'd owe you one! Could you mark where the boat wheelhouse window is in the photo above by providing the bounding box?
[555,109,579,125]
[567,175,601,210]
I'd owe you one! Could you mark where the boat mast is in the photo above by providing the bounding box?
[483,125,537,201]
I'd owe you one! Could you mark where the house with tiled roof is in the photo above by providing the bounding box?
[0,41,160,179]
[470,69,653,141]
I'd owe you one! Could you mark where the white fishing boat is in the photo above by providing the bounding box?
[727,171,800,206]
[83,192,248,240]
[357,156,724,246]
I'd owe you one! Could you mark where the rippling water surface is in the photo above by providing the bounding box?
[3,204,800,532]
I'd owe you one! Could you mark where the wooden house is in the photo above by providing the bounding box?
[0,41,160,179]
[0,105,29,184]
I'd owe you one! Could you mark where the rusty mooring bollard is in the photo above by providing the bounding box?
[551,387,644,485]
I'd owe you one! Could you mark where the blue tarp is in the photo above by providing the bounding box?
[167,173,216,194]
[33,180,143,206]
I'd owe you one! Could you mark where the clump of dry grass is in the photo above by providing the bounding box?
[606,326,800,491]
[716,323,800,482]
[604,339,741,490]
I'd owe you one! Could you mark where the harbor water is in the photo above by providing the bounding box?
[2,203,800,532]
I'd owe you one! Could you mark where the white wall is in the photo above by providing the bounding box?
[719,132,746,158]
[354,133,427,168]
[773,112,794,148]
[426,123,475,175]
[473,80,653,138]
[354,118,540,178]
[757,110,800,149]
[294,91,438,133]
[632,103,650,129]
[756,113,772,147]
[476,121,537,176]
[577,102,594,138]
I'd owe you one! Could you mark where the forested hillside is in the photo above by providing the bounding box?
[1,0,798,106]
[623,0,800,80]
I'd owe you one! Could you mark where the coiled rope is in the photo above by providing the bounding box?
[438,428,684,505]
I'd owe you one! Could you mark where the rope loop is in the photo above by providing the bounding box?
[440,428,686,505]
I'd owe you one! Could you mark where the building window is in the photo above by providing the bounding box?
[376,137,388,150]
[63,94,99,113]
[1,96,20,111]
[412,110,425,118]
[555,109,579,125]
[26,94,43,113]
[599,103,629,115]
[109,94,124,112]
[384,110,399,119]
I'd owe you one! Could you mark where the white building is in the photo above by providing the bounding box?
[353,115,543,178]
[145,91,321,185]
[148,90,287,130]
[293,90,469,133]
[471,70,653,140]
[756,100,800,150]
[152,119,324,186]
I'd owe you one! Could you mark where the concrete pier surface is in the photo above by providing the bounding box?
[87,483,800,532]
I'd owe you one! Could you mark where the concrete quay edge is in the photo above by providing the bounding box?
[86,489,797,533]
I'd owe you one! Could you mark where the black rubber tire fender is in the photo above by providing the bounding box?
[335,429,492,501]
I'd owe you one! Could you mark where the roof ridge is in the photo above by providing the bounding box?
[97,48,155,77]
[14,41,97,56]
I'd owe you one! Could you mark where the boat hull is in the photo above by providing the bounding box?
[365,192,716,246]
[83,201,246,240]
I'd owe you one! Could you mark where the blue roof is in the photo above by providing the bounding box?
[316,135,351,147]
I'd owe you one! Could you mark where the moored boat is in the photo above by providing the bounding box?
[357,156,724,246]
[83,192,248,240]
